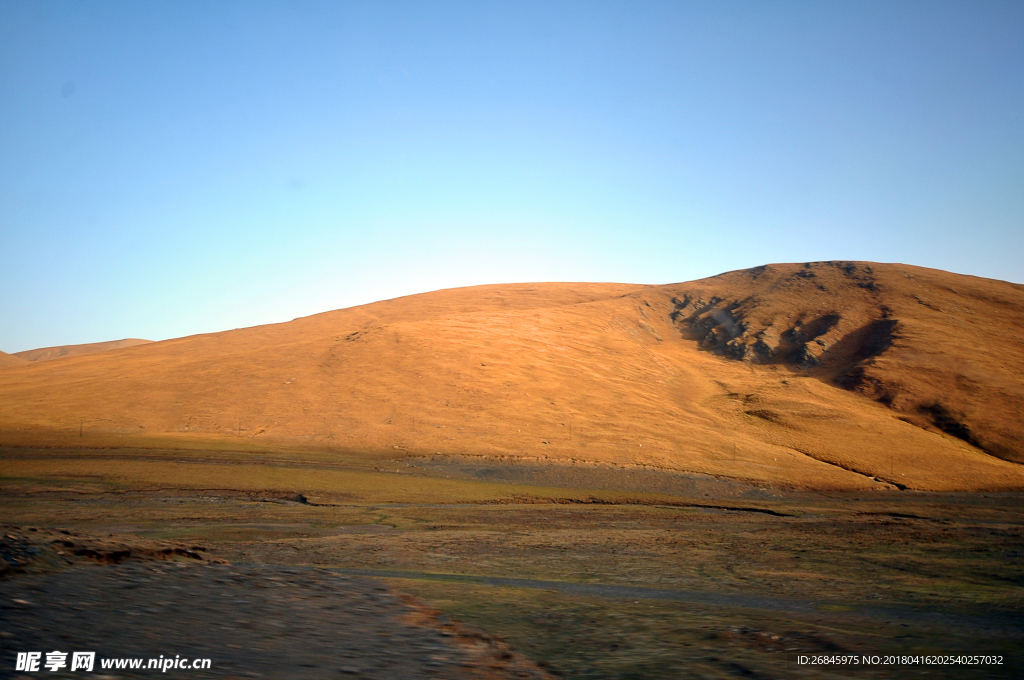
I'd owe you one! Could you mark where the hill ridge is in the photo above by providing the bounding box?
[13,338,153,363]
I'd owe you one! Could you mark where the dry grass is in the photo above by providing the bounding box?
[3,450,1021,679]
[0,456,589,505]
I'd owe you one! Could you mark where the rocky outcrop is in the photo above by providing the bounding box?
[670,295,894,374]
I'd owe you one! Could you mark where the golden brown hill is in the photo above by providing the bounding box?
[13,338,152,363]
[0,265,1021,492]
[0,351,27,368]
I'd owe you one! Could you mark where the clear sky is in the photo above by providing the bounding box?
[2,1,1022,352]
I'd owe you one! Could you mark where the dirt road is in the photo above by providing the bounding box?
[1,559,552,679]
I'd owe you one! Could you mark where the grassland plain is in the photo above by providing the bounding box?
[2,446,1021,679]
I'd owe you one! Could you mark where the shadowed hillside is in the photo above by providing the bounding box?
[13,338,152,362]
[1,264,1021,492]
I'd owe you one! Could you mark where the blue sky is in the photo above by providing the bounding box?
[2,1,1022,352]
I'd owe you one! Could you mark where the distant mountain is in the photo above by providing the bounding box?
[0,264,1021,492]
[0,350,27,368]
[13,338,152,363]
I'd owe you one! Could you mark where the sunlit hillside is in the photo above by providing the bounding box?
[2,262,1022,492]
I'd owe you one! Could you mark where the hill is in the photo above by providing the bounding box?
[13,338,152,363]
[0,263,1021,492]
[0,350,27,368]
